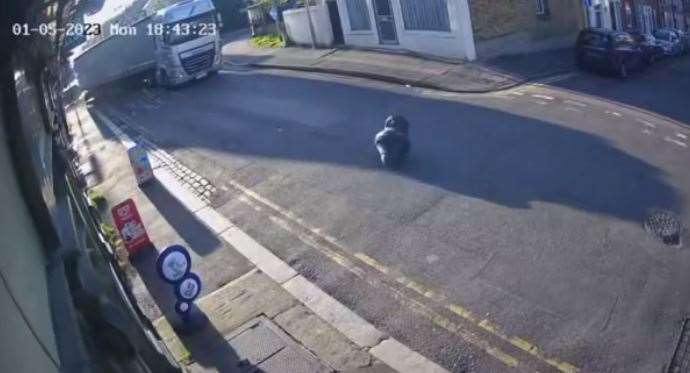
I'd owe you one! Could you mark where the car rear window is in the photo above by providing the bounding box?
[612,34,635,48]
[654,30,671,40]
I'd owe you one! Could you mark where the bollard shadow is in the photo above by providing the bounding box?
[141,178,221,256]
[132,247,263,373]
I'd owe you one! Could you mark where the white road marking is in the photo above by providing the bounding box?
[664,137,687,148]
[636,118,656,128]
[564,107,583,113]
[642,129,653,135]
[532,94,554,100]
[510,91,525,96]
[563,99,587,108]
[605,110,622,118]
[676,133,687,140]
[534,100,549,105]
[531,72,577,85]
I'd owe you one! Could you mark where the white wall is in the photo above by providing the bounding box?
[584,0,614,29]
[335,0,476,60]
[284,5,335,47]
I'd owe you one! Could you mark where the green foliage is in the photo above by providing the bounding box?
[87,189,106,206]
[100,222,119,247]
[251,33,285,48]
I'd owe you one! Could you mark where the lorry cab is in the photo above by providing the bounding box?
[152,0,222,86]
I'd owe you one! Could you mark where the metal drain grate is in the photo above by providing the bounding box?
[668,319,690,372]
[645,210,683,247]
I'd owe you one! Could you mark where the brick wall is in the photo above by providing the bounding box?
[470,0,582,41]
[469,0,584,57]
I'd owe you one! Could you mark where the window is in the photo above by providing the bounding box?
[535,0,549,16]
[345,0,371,31]
[399,0,451,32]
[612,33,635,49]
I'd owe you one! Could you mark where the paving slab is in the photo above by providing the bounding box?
[274,305,372,371]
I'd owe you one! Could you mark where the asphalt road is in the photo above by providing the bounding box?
[95,56,690,372]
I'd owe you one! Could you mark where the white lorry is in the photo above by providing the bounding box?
[73,0,222,90]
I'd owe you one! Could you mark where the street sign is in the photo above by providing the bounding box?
[127,143,154,186]
[175,300,191,315]
[175,272,201,302]
[156,245,203,321]
[111,199,151,255]
[156,245,191,284]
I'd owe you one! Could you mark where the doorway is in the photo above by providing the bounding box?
[372,0,397,44]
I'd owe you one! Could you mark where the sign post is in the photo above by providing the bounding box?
[111,199,151,256]
[156,245,204,327]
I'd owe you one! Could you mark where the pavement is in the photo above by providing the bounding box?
[221,30,574,93]
[65,99,449,372]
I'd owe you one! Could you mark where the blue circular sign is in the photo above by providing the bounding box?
[175,272,201,302]
[156,245,191,284]
[175,300,191,315]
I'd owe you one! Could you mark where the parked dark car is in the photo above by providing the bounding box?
[576,28,646,78]
[654,29,684,56]
[630,32,664,64]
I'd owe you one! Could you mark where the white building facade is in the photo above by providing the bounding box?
[582,0,624,30]
[334,0,476,60]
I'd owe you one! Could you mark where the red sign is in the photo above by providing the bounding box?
[111,199,151,256]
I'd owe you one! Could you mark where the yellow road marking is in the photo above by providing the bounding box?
[356,253,579,373]
[228,179,579,372]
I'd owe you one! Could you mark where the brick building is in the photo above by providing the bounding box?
[591,0,688,33]
[334,0,586,60]
[468,0,585,58]
[658,0,687,29]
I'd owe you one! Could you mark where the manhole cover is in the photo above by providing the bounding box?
[668,319,690,372]
[645,210,683,247]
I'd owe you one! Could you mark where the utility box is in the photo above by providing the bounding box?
[127,143,154,186]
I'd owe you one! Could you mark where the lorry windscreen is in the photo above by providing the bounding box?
[164,12,217,45]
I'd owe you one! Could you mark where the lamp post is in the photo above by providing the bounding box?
[303,0,317,48]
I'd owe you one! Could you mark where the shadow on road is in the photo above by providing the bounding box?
[484,48,576,82]
[549,55,690,125]
[141,179,221,256]
[94,67,682,226]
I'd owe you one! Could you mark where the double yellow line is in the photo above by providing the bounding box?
[229,178,579,372]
